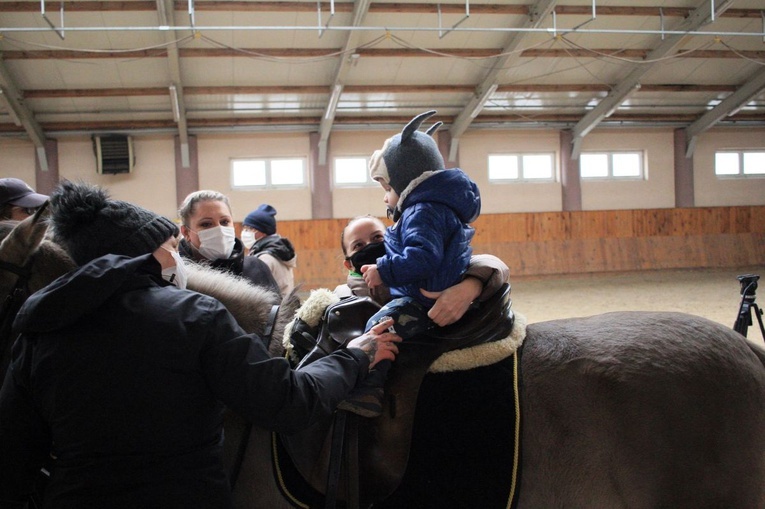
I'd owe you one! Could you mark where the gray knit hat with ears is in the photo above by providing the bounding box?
[369,110,445,196]
[50,180,179,266]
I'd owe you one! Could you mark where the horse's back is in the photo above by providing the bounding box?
[518,311,765,508]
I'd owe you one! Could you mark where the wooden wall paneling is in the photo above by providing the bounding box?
[605,210,636,238]
[749,206,765,232]
[251,206,765,291]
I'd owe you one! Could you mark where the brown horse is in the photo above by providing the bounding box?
[3,210,765,508]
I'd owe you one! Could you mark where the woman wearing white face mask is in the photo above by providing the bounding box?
[178,190,280,297]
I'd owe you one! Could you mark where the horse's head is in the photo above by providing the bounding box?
[1,204,76,375]
[0,203,76,299]
[0,203,51,268]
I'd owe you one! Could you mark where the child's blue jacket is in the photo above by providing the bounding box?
[377,168,480,307]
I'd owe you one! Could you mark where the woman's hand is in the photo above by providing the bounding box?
[421,277,482,327]
[347,318,401,369]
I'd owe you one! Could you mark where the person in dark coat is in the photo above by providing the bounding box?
[0,181,400,509]
[178,190,281,297]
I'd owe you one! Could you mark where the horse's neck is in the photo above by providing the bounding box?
[30,242,76,292]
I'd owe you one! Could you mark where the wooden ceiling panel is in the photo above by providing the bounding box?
[0,0,762,138]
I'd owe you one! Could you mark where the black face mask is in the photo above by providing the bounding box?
[347,241,386,272]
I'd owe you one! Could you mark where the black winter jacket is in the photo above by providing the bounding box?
[0,254,368,508]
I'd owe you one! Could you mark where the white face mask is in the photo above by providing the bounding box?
[241,230,256,250]
[195,225,236,260]
[161,249,189,290]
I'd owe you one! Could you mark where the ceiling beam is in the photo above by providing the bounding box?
[6,47,764,61]
[317,0,371,165]
[0,2,762,18]
[22,83,740,99]
[0,59,49,170]
[448,0,556,161]
[2,111,761,135]
[157,0,190,167]
[569,0,735,159]
[685,67,765,157]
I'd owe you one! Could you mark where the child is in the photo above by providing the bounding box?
[363,110,480,339]
[339,110,481,417]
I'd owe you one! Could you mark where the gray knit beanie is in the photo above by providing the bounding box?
[50,180,179,266]
[369,110,445,196]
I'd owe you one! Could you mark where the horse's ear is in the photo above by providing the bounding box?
[0,201,50,265]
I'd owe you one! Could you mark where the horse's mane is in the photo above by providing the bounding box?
[0,219,77,294]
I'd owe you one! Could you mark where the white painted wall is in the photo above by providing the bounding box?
[694,128,765,207]
[579,129,676,210]
[2,126,763,220]
[197,133,313,221]
[459,129,562,213]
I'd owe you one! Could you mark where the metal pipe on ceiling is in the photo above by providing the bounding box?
[3,25,764,39]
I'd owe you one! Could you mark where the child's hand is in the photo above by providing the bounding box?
[361,264,382,289]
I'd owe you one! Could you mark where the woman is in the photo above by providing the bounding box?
[178,190,281,297]
[338,215,509,327]
[0,181,401,508]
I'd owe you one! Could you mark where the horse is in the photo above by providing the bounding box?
[3,209,765,508]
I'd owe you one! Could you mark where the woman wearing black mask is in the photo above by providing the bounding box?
[336,215,508,326]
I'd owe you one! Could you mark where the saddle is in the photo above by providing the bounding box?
[281,284,514,507]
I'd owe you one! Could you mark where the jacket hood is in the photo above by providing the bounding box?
[397,168,480,224]
[13,254,161,334]
[250,234,296,264]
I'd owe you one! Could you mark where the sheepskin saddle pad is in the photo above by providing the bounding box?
[283,287,527,372]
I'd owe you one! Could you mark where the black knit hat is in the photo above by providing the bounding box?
[50,181,179,266]
[369,110,445,196]
[243,204,277,235]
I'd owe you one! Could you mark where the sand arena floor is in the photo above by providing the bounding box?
[510,265,765,345]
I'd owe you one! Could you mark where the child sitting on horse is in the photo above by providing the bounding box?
[340,110,482,417]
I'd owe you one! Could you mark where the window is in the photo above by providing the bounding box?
[715,150,765,177]
[231,158,305,188]
[333,156,375,186]
[488,153,555,182]
[580,151,643,179]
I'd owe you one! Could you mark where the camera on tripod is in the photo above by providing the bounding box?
[734,273,764,340]
[738,274,759,299]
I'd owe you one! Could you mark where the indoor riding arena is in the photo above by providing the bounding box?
[1,1,765,508]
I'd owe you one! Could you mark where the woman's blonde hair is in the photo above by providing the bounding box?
[178,190,232,227]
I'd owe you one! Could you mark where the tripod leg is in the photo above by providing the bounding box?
[734,301,752,337]
[752,304,765,341]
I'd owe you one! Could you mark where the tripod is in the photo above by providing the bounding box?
[733,274,765,340]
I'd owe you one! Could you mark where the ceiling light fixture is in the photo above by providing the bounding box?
[169,84,180,122]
